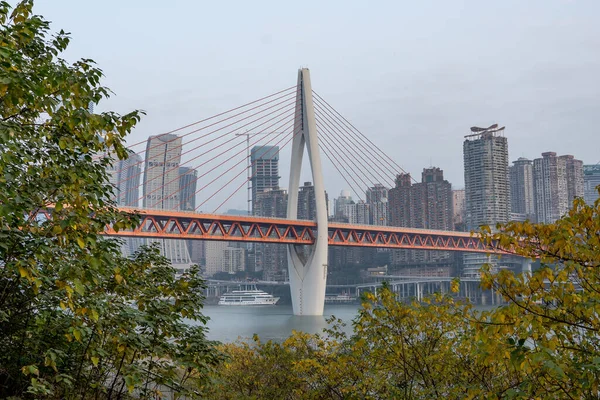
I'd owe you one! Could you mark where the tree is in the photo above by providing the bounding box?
[477,195,600,399]
[207,194,600,399]
[0,1,218,398]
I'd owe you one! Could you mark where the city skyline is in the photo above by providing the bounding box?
[35,0,600,211]
[121,129,594,223]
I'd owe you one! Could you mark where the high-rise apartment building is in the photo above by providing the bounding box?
[463,126,510,231]
[533,152,565,224]
[388,168,453,265]
[452,189,466,231]
[249,145,281,279]
[366,183,389,226]
[178,166,197,211]
[251,145,279,213]
[509,157,535,222]
[143,134,192,267]
[298,182,316,221]
[254,188,288,281]
[178,166,199,263]
[340,201,370,225]
[533,152,584,223]
[389,169,452,230]
[389,174,412,227]
[117,153,143,207]
[297,182,329,221]
[204,241,229,277]
[223,247,246,275]
[463,125,511,277]
[584,165,600,205]
[564,155,584,206]
[417,168,453,230]
[334,190,354,221]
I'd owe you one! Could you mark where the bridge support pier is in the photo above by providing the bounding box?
[287,69,328,316]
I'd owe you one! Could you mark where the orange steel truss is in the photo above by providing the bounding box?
[34,208,497,253]
[111,208,494,253]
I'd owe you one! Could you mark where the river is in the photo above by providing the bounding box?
[200,304,361,343]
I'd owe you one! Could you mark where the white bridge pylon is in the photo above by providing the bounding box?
[287,68,329,316]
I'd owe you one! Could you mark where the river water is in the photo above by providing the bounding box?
[200,304,361,343]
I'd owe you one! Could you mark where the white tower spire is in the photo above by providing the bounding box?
[287,68,328,316]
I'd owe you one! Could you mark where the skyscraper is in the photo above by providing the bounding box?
[452,189,466,231]
[388,174,412,228]
[533,152,565,224]
[178,166,199,263]
[509,157,535,222]
[388,168,453,266]
[295,182,329,221]
[463,125,510,231]
[251,145,279,213]
[416,167,453,231]
[584,165,600,205]
[143,134,192,268]
[298,182,316,221]
[249,146,282,279]
[143,134,184,210]
[117,153,143,256]
[533,152,584,224]
[254,188,288,281]
[334,190,354,221]
[366,183,389,226]
[563,155,584,206]
[463,125,511,277]
[178,166,197,211]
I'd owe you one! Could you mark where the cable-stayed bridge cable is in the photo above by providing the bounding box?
[318,142,364,203]
[313,97,399,183]
[314,107,395,187]
[210,123,303,213]
[316,117,376,193]
[313,101,397,185]
[193,122,300,212]
[117,92,298,189]
[313,90,416,182]
[152,106,299,209]
[126,85,297,150]
[136,99,298,204]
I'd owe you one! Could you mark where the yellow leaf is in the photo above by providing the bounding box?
[73,328,81,342]
[115,274,123,284]
[76,237,85,249]
[18,266,29,279]
[91,356,99,367]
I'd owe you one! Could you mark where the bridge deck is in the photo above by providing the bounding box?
[103,208,496,253]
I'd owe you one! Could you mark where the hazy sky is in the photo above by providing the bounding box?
[34,0,600,211]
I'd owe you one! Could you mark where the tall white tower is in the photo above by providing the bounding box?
[287,69,328,316]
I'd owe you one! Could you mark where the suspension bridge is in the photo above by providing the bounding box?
[43,69,514,316]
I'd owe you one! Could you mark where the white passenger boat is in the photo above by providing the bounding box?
[218,284,280,306]
[324,293,357,304]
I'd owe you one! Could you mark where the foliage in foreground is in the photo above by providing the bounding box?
[0,2,218,398]
[206,195,600,399]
